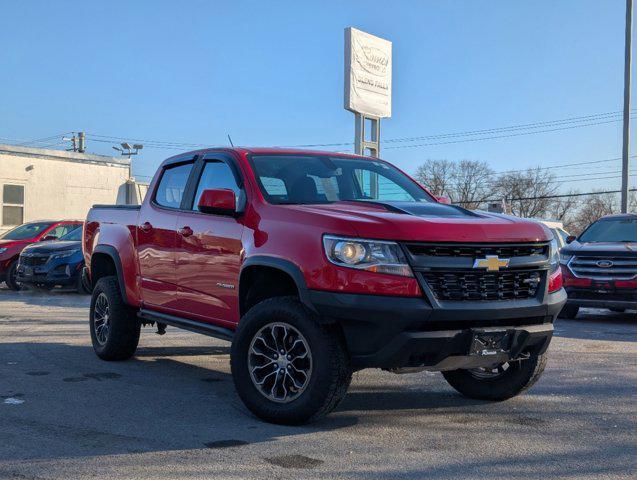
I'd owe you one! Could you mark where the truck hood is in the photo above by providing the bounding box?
[289,201,550,243]
[562,241,637,257]
[21,240,81,255]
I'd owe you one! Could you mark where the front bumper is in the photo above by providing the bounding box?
[565,288,637,310]
[16,262,82,286]
[309,288,566,369]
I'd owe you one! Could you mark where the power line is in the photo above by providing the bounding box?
[457,187,637,204]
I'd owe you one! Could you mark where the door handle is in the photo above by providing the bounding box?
[179,226,193,237]
[140,222,153,233]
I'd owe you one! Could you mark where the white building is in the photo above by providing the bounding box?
[0,144,146,234]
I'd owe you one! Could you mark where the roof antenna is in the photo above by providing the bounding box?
[227,134,234,147]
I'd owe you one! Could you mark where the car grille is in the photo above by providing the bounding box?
[20,255,49,266]
[405,243,548,258]
[404,242,549,302]
[568,256,637,280]
[421,270,542,301]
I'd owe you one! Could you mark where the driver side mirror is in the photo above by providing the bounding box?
[565,235,576,244]
[198,189,238,216]
[41,235,57,241]
[436,196,451,205]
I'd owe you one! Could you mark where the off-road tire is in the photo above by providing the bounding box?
[231,296,351,425]
[89,276,140,360]
[442,352,548,401]
[5,260,21,291]
[559,304,579,319]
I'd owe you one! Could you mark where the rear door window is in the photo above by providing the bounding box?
[155,163,194,209]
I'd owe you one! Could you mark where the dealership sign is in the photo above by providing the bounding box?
[344,27,392,118]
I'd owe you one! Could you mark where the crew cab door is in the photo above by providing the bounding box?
[137,159,195,311]
[174,154,245,327]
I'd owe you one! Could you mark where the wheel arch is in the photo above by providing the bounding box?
[239,256,316,317]
[91,245,128,304]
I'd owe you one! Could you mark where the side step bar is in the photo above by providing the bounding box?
[138,309,234,342]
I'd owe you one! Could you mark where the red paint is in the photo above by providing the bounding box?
[84,147,555,329]
[197,188,236,213]
[0,220,83,277]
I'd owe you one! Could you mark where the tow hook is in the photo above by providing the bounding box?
[156,322,167,335]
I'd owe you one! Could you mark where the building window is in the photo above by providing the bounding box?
[2,185,24,226]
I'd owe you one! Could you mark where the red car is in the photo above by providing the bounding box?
[84,148,566,424]
[0,220,83,290]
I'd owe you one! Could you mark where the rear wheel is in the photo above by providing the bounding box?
[442,352,548,401]
[5,260,21,291]
[558,304,579,319]
[89,276,140,360]
[231,297,351,425]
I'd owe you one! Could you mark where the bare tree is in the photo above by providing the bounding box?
[414,160,455,197]
[493,168,557,218]
[571,191,617,233]
[414,159,494,208]
[452,160,494,209]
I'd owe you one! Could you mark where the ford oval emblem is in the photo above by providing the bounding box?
[596,260,613,268]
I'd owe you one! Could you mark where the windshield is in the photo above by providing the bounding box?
[579,217,637,243]
[59,226,82,241]
[250,154,433,205]
[0,222,53,240]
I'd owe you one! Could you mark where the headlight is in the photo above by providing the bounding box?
[549,239,560,273]
[0,248,7,254]
[323,235,413,277]
[50,249,80,260]
[559,254,572,266]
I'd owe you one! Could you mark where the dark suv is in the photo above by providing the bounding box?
[17,226,90,293]
[560,214,637,318]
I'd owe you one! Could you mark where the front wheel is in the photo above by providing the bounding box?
[559,304,579,319]
[442,352,548,401]
[5,260,21,291]
[231,297,351,425]
[89,276,140,360]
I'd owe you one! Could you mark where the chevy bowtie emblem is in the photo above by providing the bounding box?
[473,255,510,271]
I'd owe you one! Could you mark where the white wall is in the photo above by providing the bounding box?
[0,145,131,234]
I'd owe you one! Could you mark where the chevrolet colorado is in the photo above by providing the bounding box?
[560,213,637,318]
[84,148,566,424]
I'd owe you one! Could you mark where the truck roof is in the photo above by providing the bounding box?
[162,147,367,167]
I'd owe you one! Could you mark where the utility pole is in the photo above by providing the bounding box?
[622,0,633,213]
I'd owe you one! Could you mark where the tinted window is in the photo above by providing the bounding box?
[251,155,432,205]
[579,218,637,243]
[48,224,75,239]
[1,222,52,240]
[155,163,193,208]
[192,161,240,210]
[59,226,83,241]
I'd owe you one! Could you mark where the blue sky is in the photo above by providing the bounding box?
[0,0,631,191]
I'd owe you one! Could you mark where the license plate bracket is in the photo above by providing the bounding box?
[469,330,513,357]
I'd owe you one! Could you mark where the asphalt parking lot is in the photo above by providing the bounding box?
[0,287,635,480]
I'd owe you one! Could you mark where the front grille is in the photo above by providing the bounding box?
[421,270,542,301]
[569,256,637,280]
[20,255,49,267]
[405,243,548,258]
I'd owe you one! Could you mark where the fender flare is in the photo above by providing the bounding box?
[240,256,316,314]
[92,245,128,304]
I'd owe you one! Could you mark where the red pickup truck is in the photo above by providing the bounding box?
[84,147,566,424]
